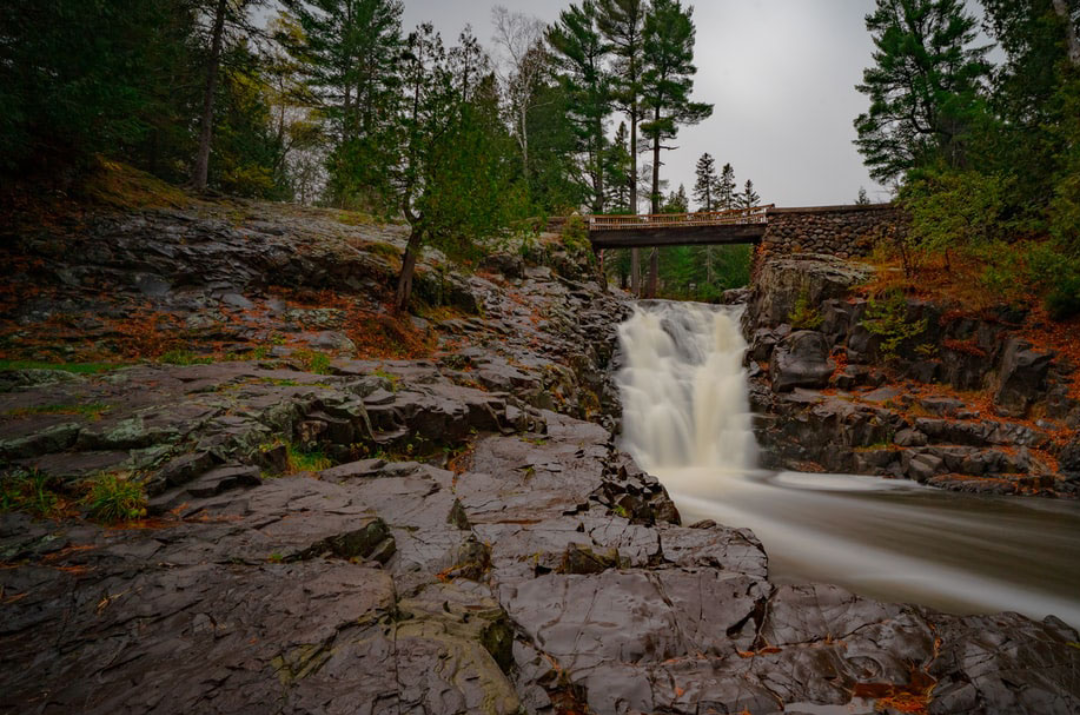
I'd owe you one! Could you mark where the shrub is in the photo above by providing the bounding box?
[861,289,928,360]
[789,289,824,330]
[84,473,147,524]
[1025,242,1080,321]
[287,444,333,474]
[293,349,333,375]
[1047,274,1080,321]
[560,214,595,265]
[0,469,63,519]
[898,169,1017,278]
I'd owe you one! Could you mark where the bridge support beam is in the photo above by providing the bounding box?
[589,224,766,250]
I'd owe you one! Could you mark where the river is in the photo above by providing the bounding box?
[616,301,1080,627]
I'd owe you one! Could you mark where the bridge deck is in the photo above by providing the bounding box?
[588,206,771,249]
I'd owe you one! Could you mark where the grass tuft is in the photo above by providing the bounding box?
[84,473,147,524]
[0,469,64,519]
[0,360,117,374]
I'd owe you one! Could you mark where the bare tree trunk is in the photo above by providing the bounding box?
[629,103,640,297]
[1052,0,1080,66]
[395,228,424,313]
[192,0,228,193]
[645,121,662,299]
[519,105,530,179]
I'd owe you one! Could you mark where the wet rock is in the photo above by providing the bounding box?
[903,451,945,482]
[894,428,928,447]
[770,331,835,392]
[749,254,873,329]
[559,543,622,574]
[996,338,1054,417]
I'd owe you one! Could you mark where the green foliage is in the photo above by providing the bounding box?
[861,289,928,360]
[900,169,1011,257]
[4,403,111,420]
[854,0,992,183]
[640,0,713,212]
[663,185,690,213]
[0,469,63,519]
[287,444,333,473]
[561,215,595,265]
[644,244,751,300]
[693,153,718,211]
[159,350,214,366]
[84,473,147,524]
[1025,242,1080,320]
[0,0,196,175]
[547,0,612,213]
[293,350,333,375]
[789,290,824,330]
[0,360,117,374]
[372,367,401,392]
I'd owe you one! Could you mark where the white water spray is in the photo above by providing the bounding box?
[617,301,757,472]
[615,300,1080,626]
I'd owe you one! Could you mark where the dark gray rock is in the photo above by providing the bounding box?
[996,338,1054,417]
[770,331,835,392]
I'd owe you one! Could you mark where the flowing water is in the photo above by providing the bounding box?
[616,301,1080,627]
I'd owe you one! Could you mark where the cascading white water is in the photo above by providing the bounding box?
[614,300,1080,627]
[617,301,757,472]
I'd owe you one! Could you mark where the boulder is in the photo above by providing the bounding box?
[769,331,835,392]
[996,338,1053,417]
[748,254,873,330]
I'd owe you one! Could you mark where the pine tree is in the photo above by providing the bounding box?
[283,0,405,208]
[692,152,718,211]
[547,0,612,214]
[738,179,760,209]
[664,183,689,212]
[854,0,992,183]
[856,187,871,205]
[604,121,634,212]
[640,0,712,296]
[597,0,648,293]
[393,25,525,312]
[716,163,736,210]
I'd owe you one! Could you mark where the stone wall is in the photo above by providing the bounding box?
[762,204,907,259]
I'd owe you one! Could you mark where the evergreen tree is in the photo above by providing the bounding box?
[526,81,585,213]
[0,0,197,178]
[597,0,648,293]
[664,184,689,212]
[716,163,736,210]
[692,152,718,211]
[854,0,992,184]
[640,0,712,296]
[393,25,525,312]
[856,187,872,205]
[604,122,634,212]
[547,0,612,213]
[283,0,404,208]
[738,179,760,209]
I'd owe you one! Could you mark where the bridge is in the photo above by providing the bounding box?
[582,203,904,260]
[588,206,772,249]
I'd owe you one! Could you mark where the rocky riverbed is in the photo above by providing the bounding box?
[1,200,1079,714]
[743,253,1080,498]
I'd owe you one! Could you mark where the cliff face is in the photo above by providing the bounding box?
[744,253,1080,497]
[1,201,1078,714]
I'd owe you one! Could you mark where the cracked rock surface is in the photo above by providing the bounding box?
[1,204,1078,714]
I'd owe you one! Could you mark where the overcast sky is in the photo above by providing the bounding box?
[401,0,898,208]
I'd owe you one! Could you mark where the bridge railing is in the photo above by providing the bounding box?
[588,205,773,231]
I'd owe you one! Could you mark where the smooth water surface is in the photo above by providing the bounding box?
[616,301,1080,626]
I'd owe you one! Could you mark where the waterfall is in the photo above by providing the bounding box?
[616,301,757,473]
[614,301,1080,626]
